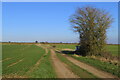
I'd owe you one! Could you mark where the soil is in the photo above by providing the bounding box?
[50,49,79,78]
[62,48,74,51]
[63,54,118,78]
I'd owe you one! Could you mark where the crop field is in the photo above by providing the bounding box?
[106,45,118,56]
[50,44,118,56]
[1,43,119,78]
[2,44,56,78]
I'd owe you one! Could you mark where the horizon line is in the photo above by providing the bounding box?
[0,42,119,44]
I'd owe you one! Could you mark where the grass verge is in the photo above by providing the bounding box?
[70,55,119,78]
[56,53,96,78]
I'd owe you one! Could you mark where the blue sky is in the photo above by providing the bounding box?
[2,0,119,2]
[2,2,118,44]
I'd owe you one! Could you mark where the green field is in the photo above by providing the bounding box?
[2,43,119,78]
[26,50,56,78]
[2,44,56,78]
[50,44,118,56]
[106,45,118,56]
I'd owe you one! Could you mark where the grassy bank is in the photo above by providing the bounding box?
[56,53,96,78]
[71,55,119,77]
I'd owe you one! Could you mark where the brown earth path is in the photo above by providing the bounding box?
[62,48,74,51]
[62,54,118,78]
[50,49,79,78]
[36,44,48,54]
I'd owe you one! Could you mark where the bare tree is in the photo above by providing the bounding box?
[70,6,113,56]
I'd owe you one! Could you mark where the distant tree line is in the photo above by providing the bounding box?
[3,41,78,44]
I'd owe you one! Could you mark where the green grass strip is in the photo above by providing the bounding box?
[29,50,56,78]
[56,53,96,78]
[71,55,120,77]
